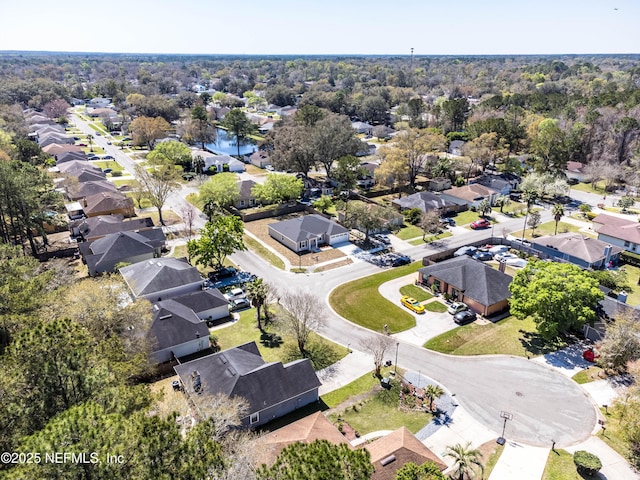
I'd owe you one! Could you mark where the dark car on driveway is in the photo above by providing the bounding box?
[453,310,477,325]
[472,251,493,261]
[208,266,237,281]
[389,254,411,267]
[440,217,456,227]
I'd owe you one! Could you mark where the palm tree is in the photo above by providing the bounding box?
[424,384,445,412]
[246,278,268,330]
[87,133,94,152]
[496,194,511,213]
[552,203,564,235]
[477,198,492,218]
[445,442,484,480]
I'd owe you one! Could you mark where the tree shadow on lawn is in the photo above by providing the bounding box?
[282,341,342,371]
[518,330,568,357]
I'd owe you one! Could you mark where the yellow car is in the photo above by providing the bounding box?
[401,295,425,314]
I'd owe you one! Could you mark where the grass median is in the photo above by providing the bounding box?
[329,262,421,333]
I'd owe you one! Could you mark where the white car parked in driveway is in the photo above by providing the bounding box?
[224,287,245,300]
[494,252,519,262]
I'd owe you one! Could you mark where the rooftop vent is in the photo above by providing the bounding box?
[380,455,396,466]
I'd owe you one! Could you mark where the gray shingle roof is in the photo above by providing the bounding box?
[72,215,154,240]
[149,300,209,353]
[68,180,117,200]
[171,289,229,312]
[531,233,625,264]
[83,191,133,216]
[392,191,456,212]
[120,257,203,298]
[174,342,321,415]
[79,230,157,273]
[419,256,511,306]
[269,214,348,243]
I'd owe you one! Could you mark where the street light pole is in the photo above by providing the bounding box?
[394,342,399,375]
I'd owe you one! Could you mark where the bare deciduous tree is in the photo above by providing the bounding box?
[279,291,325,356]
[360,336,393,378]
[179,204,197,239]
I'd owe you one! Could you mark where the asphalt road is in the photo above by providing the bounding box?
[232,227,597,448]
[69,114,598,447]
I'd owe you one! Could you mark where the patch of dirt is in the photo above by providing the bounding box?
[244,213,346,266]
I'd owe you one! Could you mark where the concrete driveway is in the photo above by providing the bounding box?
[378,273,458,345]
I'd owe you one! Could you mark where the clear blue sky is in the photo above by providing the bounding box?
[1,0,638,55]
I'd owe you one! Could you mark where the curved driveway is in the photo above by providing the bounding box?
[232,237,597,448]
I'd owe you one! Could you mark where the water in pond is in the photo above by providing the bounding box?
[204,128,257,156]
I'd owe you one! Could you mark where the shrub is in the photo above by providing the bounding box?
[585,212,597,220]
[622,251,640,268]
[404,208,423,225]
[573,450,602,475]
[110,170,123,177]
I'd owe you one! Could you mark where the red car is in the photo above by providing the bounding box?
[470,219,491,229]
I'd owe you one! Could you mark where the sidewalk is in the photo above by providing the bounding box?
[316,349,374,396]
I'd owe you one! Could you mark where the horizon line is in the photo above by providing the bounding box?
[1,50,639,58]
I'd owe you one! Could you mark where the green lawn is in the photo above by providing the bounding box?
[243,235,285,270]
[620,262,640,306]
[572,365,605,384]
[321,368,385,408]
[329,262,422,333]
[493,201,527,216]
[216,307,348,368]
[423,301,448,313]
[409,231,452,245]
[483,443,505,479]
[570,181,607,195]
[395,223,424,240]
[112,179,140,188]
[423,315,568,357]
[92,160,124,172]
[542,450,585,480]
[141,209,182,226]
[513,220,583,240]
[326,374,432,435]
[399,284,433,302]
[453,210,482,226]
[599,406,632,463]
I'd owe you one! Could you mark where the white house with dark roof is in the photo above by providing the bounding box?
[120,257,203,301]
[268,214,349,253]
[593,214,640,254]
[530,233,624,269]
[149,300,210,363]
[170,289,230,323]
[174,342,321,427]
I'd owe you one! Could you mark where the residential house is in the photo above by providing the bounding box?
[366,427,446,480]
[268,214,349,253]
[448,140,466,156]
[593,214,640,254]
[120,257,203,301]
[170,289,230,323]
[249,151,271,169]
[440,184,499,209]
[236,179,258,209]
[78,229,166,276]
[82,191,135,218]
[427,177,452,192]
[392,191,463,215]
[42,143,83,156]
[38,133,74,148]
[70,214,154,241]
[196,152,246,173]
[30,124,65,135]
[418,256,512,316]
[67,180,118,201]
[472,173,519,196]
[530,233,624,269]
[70,169,108,184]
[56,151,89,164]
[259,411,351,466]
[565,161,586,182]
[174,342,321,428]
[149,300,210,363]
[87,97,112,109]
[87,107,118,119]
[351,121,374,135]
[57,160,102,176]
